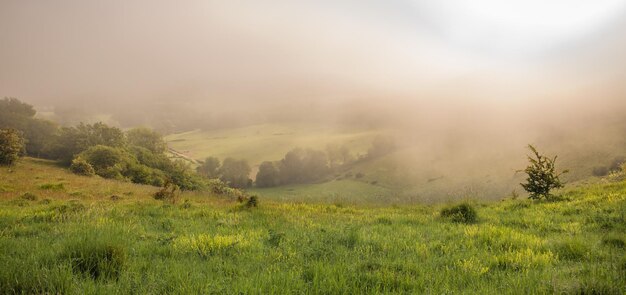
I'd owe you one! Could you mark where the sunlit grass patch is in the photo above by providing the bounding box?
[493,248,555,272]
[456,257,490,276]
[464,224,544,251]
[173,232,259,257]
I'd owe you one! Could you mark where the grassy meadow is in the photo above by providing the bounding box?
[1,158,625,294]
[164,123,382,167]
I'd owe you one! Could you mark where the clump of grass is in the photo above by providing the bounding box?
[602,235,625,249]
[181,199,192,209]
[376,217,393,225]
[20,192,38,201]
[0,184,13,192]
[266,229,285,247]
[441,203,478,224]
[551,239,589,261]
[38,183,65,190]
[62,239,127,280]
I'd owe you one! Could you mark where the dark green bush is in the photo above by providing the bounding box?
[0,128,25,166]
[69,157,95,176]
[246,195,259,208]
[440,203,478,224]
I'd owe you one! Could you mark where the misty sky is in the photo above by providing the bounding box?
[1,0,626,110]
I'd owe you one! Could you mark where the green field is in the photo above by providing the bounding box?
[164,123,382,167]
[1,158,625,294]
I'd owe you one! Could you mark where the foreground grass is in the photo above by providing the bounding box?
[0,159,625,294]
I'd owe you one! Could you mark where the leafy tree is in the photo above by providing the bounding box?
[23,118,58,158]
[256,161,280,187]
[219,158,251,188]
[277,148,330,185]
[0,97,58,158]
[520,145,568,200]
[0,128,25,166]
[196,157,221,179]
[279,148,306,184]
[50,122,125,164]
[0,97,36,124]
[126,127,167,153]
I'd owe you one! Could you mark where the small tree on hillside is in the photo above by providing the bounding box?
[520,145,568,200]
[196,156,221,179]
[0,128,25,166]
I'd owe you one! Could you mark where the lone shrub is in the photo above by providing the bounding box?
[63,241,126,280]
[70,158,95,176]
[441,203,477,224]
[0,128,25,166]
[520,145,568,200]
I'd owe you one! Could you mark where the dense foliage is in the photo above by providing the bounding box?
[196,157,220,179]
[0,97,57,157]
[440,203,478,224]
[0,98,206,190]
[0,128,25,166]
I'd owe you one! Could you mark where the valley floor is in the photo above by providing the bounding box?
[0,158,625,294]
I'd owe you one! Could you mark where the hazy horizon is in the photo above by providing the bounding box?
[2,0,626,116]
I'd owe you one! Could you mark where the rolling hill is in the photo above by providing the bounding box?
[0,157,624,293]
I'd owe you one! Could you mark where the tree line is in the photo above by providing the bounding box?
[0,97,203,190]
[197,135,397,189]
[1,97,398,191]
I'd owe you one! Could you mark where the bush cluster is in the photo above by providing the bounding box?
[440,203,478,224]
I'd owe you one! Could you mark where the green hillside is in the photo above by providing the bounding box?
[1,158,624,294]
[164,123,382,167]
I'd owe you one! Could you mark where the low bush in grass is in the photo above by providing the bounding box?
[440,203,478,224]
[61,237,127,280]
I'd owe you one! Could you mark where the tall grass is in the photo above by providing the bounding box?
[0,158,625,293]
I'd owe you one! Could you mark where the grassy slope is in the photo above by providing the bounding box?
[165,123,626,203]
[164,123,381,167]
[1,158,625,294]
